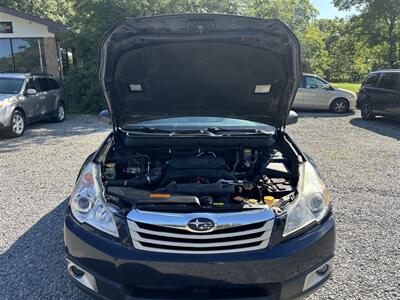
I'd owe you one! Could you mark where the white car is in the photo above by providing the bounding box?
[292,74,357,113]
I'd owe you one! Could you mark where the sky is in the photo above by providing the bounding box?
[312,0,356,19]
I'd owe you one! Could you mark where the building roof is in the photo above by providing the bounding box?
[0,5,69,33]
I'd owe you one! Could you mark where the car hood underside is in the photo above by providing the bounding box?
[98,14,301,128]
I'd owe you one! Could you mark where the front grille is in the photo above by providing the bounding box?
[127,209,275,254]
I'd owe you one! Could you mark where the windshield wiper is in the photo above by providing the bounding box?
[203,127,273,136]
[120,126,216,136]
[120,126,173,135]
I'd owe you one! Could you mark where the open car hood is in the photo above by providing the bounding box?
[99,14,301,129]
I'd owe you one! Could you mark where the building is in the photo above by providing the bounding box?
[0,6,69,78]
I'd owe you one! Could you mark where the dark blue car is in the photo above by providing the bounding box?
[64,14,335,300]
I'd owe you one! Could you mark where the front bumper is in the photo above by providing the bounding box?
[356,99,361,109]
[349,101,356,111]
[0,103,14,129]
[64,212,335,300]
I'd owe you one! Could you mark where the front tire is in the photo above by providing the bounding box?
[330,98,349,114]
[7,110,26,137]
[52,102,65,122]
[361,101,375,120]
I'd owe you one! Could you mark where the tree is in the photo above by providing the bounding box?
[245,0,317,34]
[0,0,74,25]
[333,0,400,68]
[300,23,331,77]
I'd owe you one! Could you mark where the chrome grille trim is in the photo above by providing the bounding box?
[130,221,271,239]
[127,209,275,254]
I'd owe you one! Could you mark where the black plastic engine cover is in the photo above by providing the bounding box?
[160,156,233,185]
[169,156,226,170]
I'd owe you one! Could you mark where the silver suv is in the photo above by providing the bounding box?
[0,73,65,137]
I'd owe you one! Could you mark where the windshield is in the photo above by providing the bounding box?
[124,117,276,132]
[0,78,24,94]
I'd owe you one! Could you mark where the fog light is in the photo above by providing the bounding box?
[316,264,330,275]
[70,265,84,277]
[67,260,98,292]
[303,259,333,292]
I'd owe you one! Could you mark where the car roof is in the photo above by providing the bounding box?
[0,73,53,79]
[0,73,29,79]
[370,69,400,74]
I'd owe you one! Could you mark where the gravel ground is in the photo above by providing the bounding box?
[0,112,399,299]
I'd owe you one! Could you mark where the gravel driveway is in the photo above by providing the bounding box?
[0,112,399,299]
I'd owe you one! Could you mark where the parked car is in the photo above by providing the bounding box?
[292,73,357,113]
[357,70,400,120]
[64,15,335,300]
[0,73,65,137]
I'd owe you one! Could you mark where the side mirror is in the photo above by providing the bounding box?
[98,110,112,125]
[287,110,298,125]
[323,84,334,90]
[26,88,37,95]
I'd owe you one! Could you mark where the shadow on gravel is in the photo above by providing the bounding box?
[296,110,355,119]
[0,200,89,299]
[0,116,110,154]
[350,117,400,140]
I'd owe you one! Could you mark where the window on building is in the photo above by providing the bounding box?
[11,39,46,73]
[0,39,13,72]
[0,38,46,73]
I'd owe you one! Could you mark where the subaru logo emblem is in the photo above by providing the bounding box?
[187,218,216,232]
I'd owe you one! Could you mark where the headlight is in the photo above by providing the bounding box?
[70,162,119,237]
[283,162,330,237]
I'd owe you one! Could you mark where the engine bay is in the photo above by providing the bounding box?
[102,144,299,212]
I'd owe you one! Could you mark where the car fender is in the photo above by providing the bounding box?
[50,93,62,111]
[0,96,24,127]
[328,90,355,108]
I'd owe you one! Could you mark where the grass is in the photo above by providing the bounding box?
[332,82,361,93]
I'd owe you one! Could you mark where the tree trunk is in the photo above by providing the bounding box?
[387,16,398,68]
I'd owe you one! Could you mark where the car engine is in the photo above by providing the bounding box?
[102,147,296,211]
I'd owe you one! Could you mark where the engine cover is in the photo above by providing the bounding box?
[169,156,226,169]
[160,156,234,185]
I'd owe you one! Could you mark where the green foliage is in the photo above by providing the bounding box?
[245,0,317,34]
[62,64,105,113]
[334,0,400,68]
[0,0,74,25]
[300,24,331,77]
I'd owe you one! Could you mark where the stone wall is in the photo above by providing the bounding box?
[43,37,60,78]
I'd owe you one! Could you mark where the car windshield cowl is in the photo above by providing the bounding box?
[119,117,276,136]
[120,126,275,137]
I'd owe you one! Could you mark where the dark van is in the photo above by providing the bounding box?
[357,70,400,120]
